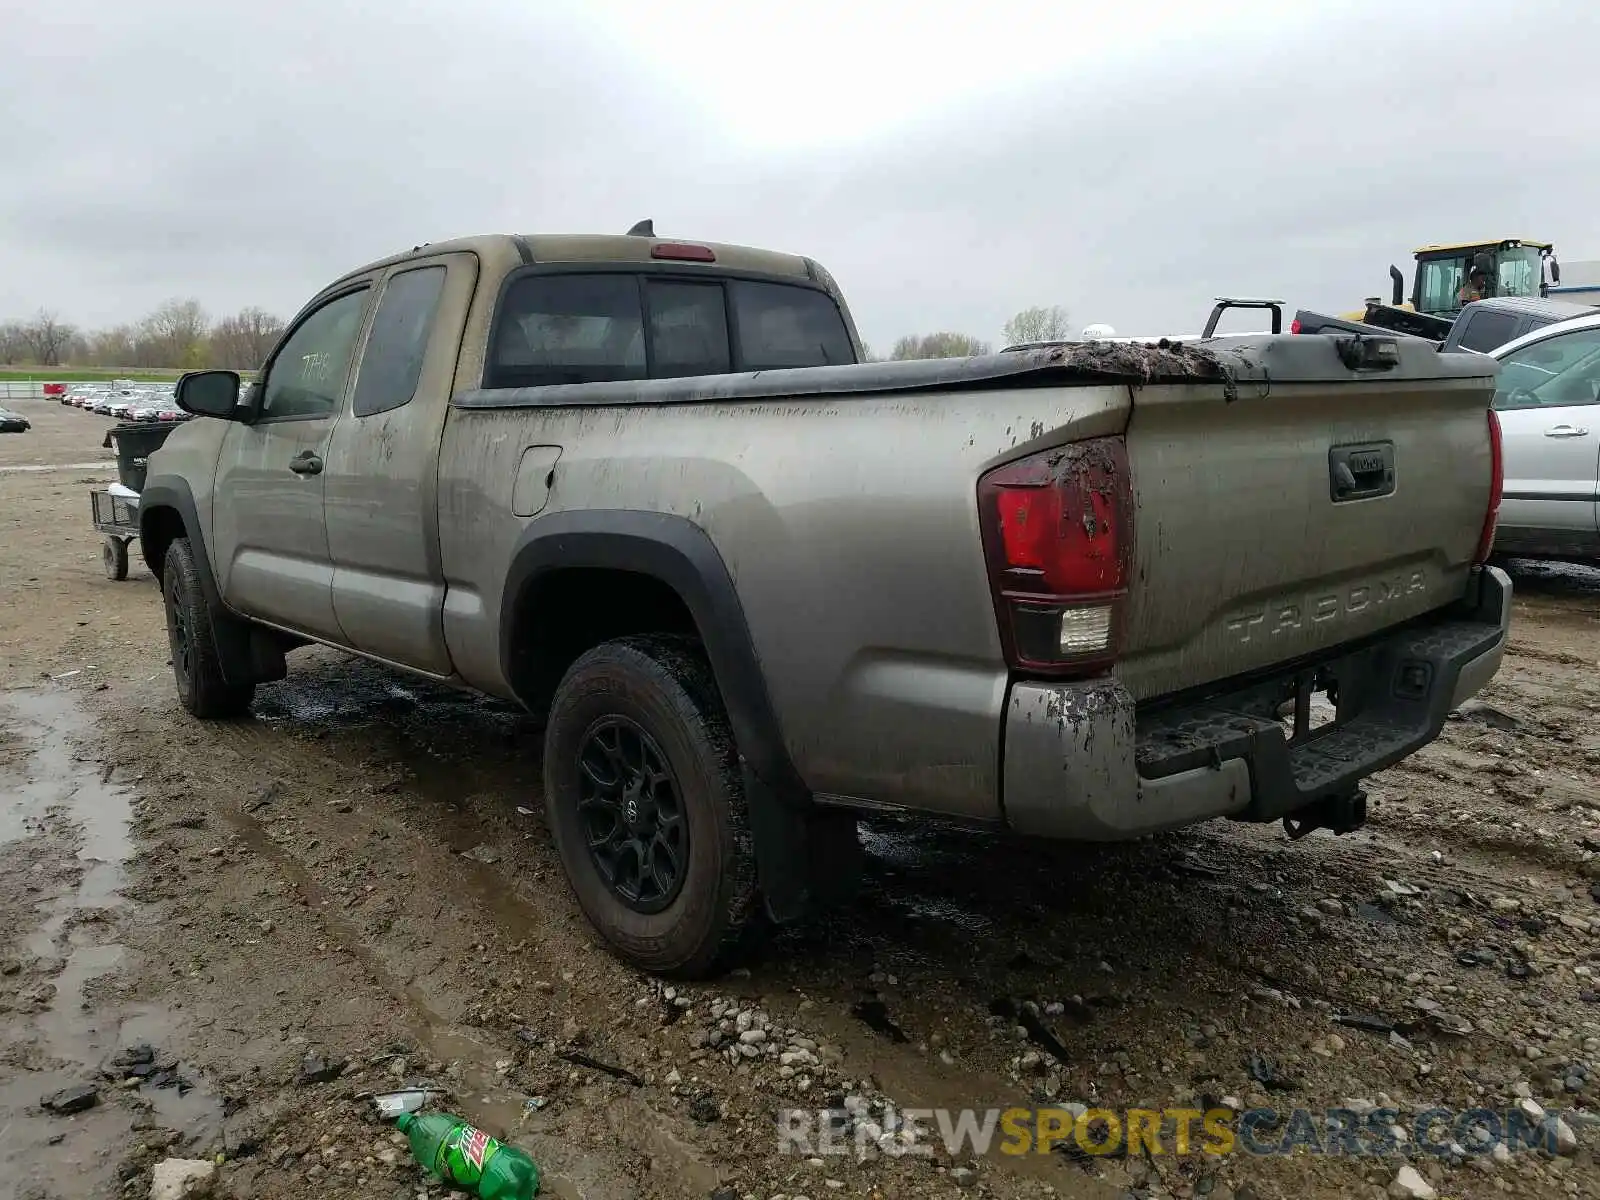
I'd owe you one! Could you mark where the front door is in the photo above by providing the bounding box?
[323,253,476,674]
[1494,325,1600,552]
[212,285,374,641]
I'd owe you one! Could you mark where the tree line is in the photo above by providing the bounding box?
[0,301,286,371]
[878,305,1073,361]
[1,299,1074,371]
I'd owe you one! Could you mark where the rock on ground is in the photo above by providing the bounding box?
[149,1158,216,1200]
[1388,1164,1437,1200]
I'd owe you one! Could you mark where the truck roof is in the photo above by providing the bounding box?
[330,232,816,289]
[1459,295,1595,321]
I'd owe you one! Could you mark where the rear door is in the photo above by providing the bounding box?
[212,284,374,640]
[1493,325,1600,550]
[323,251,477,673]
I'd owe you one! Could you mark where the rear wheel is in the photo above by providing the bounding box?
[162,538,254,719]
[543,635,757,976]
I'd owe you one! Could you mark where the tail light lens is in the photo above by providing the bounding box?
[1290,318,1303,334]
[1475,408,1503,564]
[977,437,1134,676]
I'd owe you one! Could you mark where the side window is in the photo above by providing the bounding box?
[730,281,854,369]
[352,266,447,417]
[260,289,370,420]
[1456,311,1519,354]
[1494,329,1600,410]
[489,275,645,388]
[646,281,730,378]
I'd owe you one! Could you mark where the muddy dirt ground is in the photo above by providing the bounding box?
[2,396,1598,1200]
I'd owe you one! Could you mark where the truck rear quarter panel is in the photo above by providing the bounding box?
[436,386,1130,820]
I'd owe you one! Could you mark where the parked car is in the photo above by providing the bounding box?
[1488,310,1600,562]
[0,406,30,432]
[139,229,1510,976]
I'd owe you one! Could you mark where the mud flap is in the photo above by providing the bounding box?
[743,766,862,924]
[212,619,289,688]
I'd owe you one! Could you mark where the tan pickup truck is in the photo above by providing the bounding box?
[140,228,1511,975]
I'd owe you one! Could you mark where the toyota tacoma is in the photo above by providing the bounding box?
[139,228,1511,975]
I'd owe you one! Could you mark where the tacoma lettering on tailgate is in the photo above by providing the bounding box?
[1224,570,1428,645]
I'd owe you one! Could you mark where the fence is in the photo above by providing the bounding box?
[0,381,54,401]
[0,380,184,402]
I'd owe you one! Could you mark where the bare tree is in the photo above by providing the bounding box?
[82,325,138,368]
[0,321,27,365]
[207,307,285,369]
[137,298,209,368]
[889,332,991,360]
[21,310,76,366]
[1002,305,1072,346]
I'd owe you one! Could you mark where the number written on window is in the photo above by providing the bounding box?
[261,289,371,419]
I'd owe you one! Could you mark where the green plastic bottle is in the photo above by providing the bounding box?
[395,1111,540,1198]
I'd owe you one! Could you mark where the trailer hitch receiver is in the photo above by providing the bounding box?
[1282,788,1368,840]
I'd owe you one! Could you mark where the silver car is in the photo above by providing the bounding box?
[1491,311,1600,562]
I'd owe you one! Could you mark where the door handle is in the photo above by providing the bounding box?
[1543,425,1589,438]
[289,452,323,475]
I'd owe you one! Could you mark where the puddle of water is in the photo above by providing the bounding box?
[0,689,224,1189]
[877,892,994,934]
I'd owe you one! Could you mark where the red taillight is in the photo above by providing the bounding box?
[978,437,1133,676]
[1290,318,1303,334]
[1475,408,1503,564]
[650,242,716,262]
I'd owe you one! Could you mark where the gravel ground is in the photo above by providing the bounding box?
[1,396,1597,1200]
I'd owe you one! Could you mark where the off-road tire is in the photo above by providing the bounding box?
[543,635,757,977]
[163,537,255,719]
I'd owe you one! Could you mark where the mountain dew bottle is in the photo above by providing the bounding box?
[395,1111,540,1198]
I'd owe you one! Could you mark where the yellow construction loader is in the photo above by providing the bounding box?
[1345,238,1561,339]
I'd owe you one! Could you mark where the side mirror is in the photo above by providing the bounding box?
[174,370,242,418]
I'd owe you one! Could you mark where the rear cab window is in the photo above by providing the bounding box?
[487,270,853,389]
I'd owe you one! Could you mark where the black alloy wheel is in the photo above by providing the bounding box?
[576,716,689,913]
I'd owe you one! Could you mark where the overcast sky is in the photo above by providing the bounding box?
[2,0,1595,349]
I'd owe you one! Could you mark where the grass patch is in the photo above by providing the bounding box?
[0,368,183,383]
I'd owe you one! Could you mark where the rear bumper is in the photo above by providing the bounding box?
[1002,566,1511,840]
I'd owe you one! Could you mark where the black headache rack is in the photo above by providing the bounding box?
[1133,573,1508,838]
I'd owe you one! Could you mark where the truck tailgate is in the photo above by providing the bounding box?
[1116,335,1498,701]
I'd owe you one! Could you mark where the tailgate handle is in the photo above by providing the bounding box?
[1329,443,1395,502]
